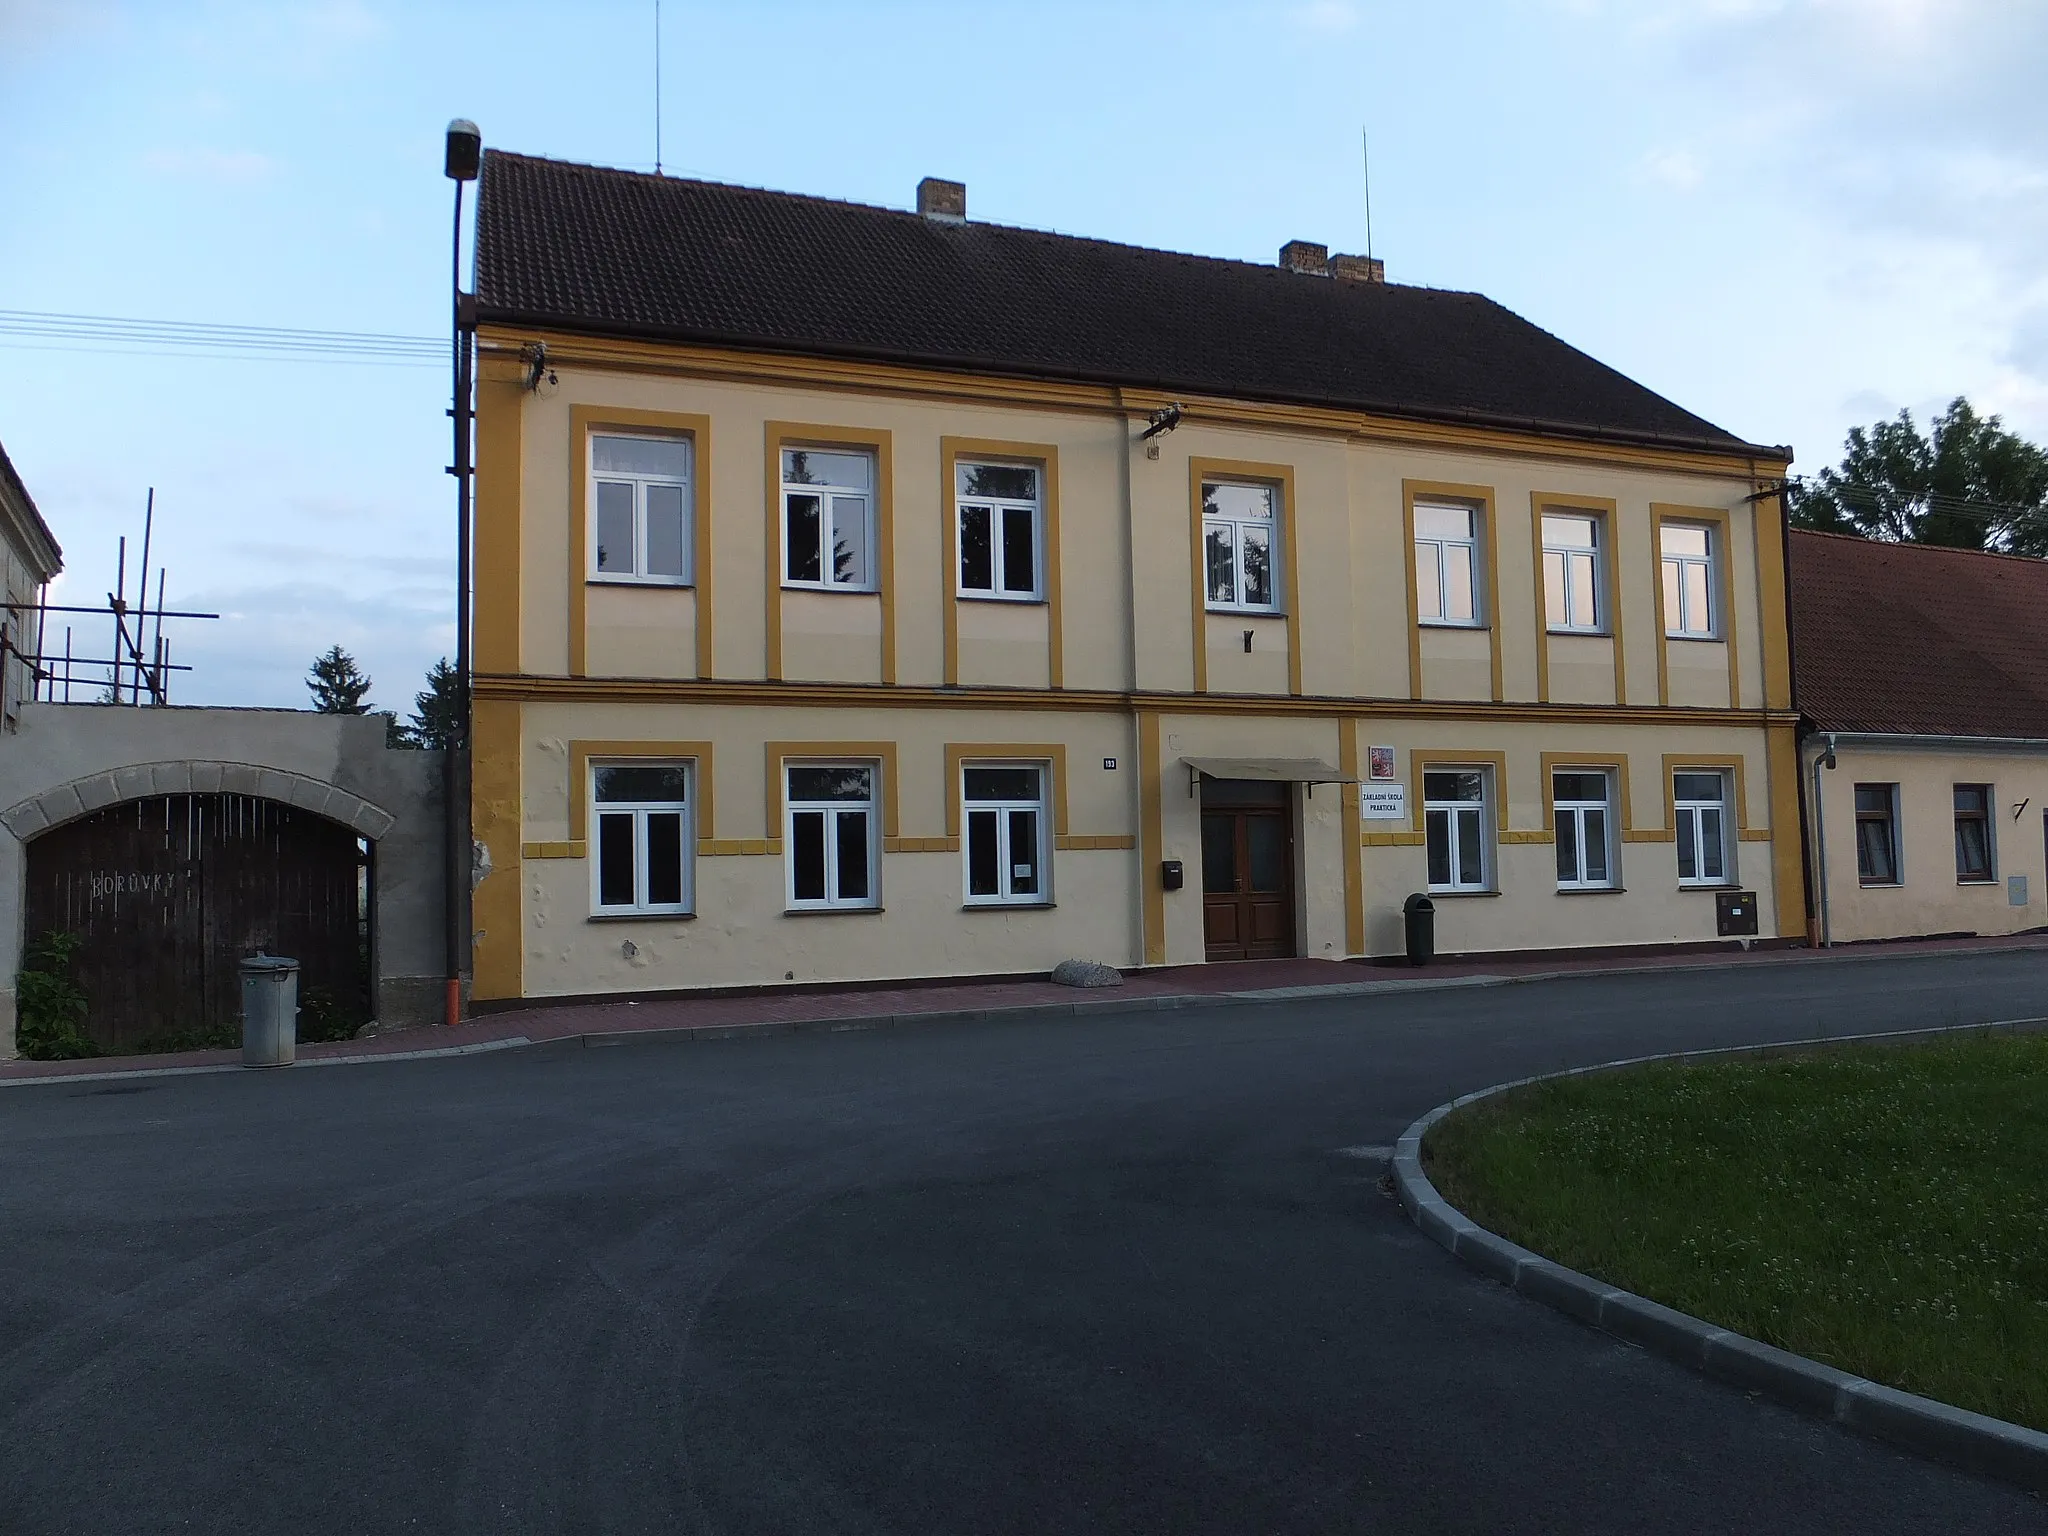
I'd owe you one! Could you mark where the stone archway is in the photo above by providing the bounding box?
[7,764,398,1051]
[1,760,395,844]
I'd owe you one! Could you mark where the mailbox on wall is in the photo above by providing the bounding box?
[1715,890,1758,938]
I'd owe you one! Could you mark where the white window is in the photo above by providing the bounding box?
[1674,770,1730,885]
[1855,783,1900,885]
[1553,770,1615,890]
[592,435,691,583]
[1542,513,1603,633]
[782,447,875,591]
[962,764,1048,905]
[1203,481,1279,611]
[1414,503,1481,625]
[785,763,878,909]
[1425,769,1490,892]
[1660,523,1716,638]
[591,763,693,915]
[957,462,1041,600]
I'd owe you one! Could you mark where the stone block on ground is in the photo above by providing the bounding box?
[1050,959,1124,989]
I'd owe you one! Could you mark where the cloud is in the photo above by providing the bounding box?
[1290,0,1358,32]
[1639,146,1704,192]
[140,147,277,182]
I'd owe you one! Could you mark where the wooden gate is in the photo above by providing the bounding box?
[24,793,370,1050]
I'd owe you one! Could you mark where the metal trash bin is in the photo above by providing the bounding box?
[240,954,300,1067]
[1403,893,1435,968]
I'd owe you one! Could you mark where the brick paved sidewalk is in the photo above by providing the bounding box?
[8,930,2046,1085]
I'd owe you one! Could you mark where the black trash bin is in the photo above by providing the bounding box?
[1403,893,1435,967]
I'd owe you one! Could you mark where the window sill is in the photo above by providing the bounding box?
[958,591,1047,606]
[962,901,1056,911]
[1958,879,1999,887]
[1425,888,1499,898]
[588,910,696,922]
[1858,880,1903,889]
[1205,605,1287,618]
[1418,619,1487,631]
[782,905,885,917]
[1664,633,1723,644]
[1546,627,1611,639]
[588,576,693,589]
[1677,882,1740,893]
[1555,885,1626,895]
[781,582,879,596]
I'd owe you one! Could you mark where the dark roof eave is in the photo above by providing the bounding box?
[474,305,1791,464]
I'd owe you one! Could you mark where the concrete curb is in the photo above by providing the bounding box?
[1390,1018,2048,1495]
[0,1036,534,1088]
[8,937,2046,1086]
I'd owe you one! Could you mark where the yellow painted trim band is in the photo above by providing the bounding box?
[568,406,713,679]
[1187,457,1302,697]
[472,355,524,674]
[469,697,524,1002]
[942,742,1070,840]
[1402,480,1501,702]
[567,739,716,844]
[764,740,901,843]
[473,670,1799,729]
[1651,503,1740,709]
[1529,492,1625,707]
[522,840,585,859]
[764,421,897,684]
[940,436,1065,689]
[478,326,1788,482]
[1339,721,1365,954]
[1139,710,1165,965]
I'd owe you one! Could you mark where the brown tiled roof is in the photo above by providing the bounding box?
[1790,529,2048,737]
[474,151,1783,457]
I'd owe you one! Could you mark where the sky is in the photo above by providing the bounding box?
[2,0,2043,710]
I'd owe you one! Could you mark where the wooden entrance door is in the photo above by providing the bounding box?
[24,793,371,1050]
[1200,780,1295,961]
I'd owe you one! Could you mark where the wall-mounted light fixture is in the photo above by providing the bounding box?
[1137,402,1184,459]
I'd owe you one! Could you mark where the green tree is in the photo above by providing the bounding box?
[307,645,373,714]
[1788,397,2048,553]
[408,657,462,751]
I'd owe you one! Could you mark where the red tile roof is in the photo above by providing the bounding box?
[1790,529,2048,738]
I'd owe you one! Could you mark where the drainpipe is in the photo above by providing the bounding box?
[1811,733,1837,947]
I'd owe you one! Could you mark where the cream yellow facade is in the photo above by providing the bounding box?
[469,329,1802,1002]
[1807,738,2048,944]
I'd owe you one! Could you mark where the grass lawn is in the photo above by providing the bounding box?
[1423,1029,2048,1432]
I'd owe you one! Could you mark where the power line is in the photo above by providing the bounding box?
[1785,473,2043,529]
[0,309,443,366]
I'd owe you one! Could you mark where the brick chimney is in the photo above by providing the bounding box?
[1330,253,1386,284]
[917,177,966,222]
[1278,240,1329,275]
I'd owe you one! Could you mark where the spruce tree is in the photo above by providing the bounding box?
[307,645,373,714]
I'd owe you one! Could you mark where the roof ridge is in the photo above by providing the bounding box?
[1790,527,2048,569]
[480,148,1472,297]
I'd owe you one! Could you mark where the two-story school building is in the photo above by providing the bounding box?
[465,152,1804,1004]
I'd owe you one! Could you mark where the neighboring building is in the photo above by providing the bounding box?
[0,439,62,730]
[466,153,1803,1004]
[1792,529,2048,944]
[0,442,447,1058]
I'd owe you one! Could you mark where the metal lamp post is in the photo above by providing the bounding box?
[444,118,480,1028]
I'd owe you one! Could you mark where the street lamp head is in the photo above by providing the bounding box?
[444,119,482,182]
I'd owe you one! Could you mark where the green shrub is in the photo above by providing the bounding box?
[296,984,365,1045]
[15,932,98,1061]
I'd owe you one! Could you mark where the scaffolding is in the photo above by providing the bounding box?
[7,489,218,705]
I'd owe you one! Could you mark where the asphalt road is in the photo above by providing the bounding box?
[5,952,2047,1535]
